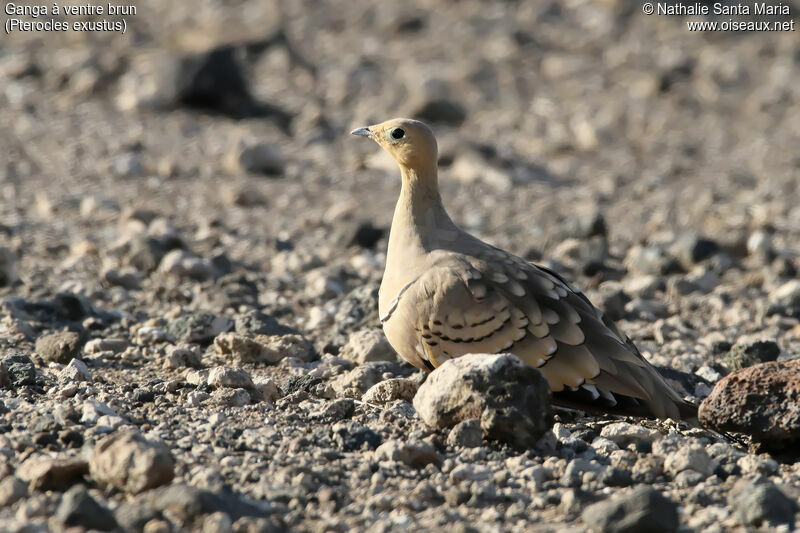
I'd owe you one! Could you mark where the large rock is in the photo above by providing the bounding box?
[582,486,679,533]
[412,353,552,447]
[90,429,175,494]
[698,359,800,446]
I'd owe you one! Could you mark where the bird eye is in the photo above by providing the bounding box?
[390,128,405,140]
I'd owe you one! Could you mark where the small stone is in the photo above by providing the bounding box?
[699,359,800,447]
[226,142,285,176]
[103,267,142,289]
[84,338,128,355]
[59,359,92,383]
[624,245,680,276]
[349,222,385,249]
[594,285,631,321]
[669,234,718,268]
[332,361,404,398]
[340,329,398,364]
[110,153,144,177]
[600,422,661,446]
[212,388,251,407]
[730,482,797,528]
[581,486,679,533]
[769,279,800,318]
[203,512,233,533]
[158,250,217,280]
[723,340,780,371]
[0,246,15,286]
[36,331,82,364]
[0,476,27,507]
[450,464,492,483]
[252,376,281,403]
[136,327,169,345]
[410,79,467,126]
[82,400,118,425]
[164,344,203,368]
[374,439,441,469]
[251,333,316,363]
[362,378,418,404]
[446,419,483,448]
[747,230,773,257]
[316,399,355,421]
[234,310,297,337]
[213,332,271,364]
[17,455,89,491]
[0,353,37,388]
[561,458,605,487]
[664,446,716,477]
[622,275,665,299]
[55,485,117,531]
[168,313,233,346]
[413,353,553,447]
[207,366,254,389]
[561,211,607,239]
[90,429,175,494]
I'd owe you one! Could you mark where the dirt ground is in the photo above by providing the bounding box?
[1,1,799,531]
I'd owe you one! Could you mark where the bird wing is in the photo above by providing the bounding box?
[392,248,691,419]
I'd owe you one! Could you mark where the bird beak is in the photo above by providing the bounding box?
[350,127,373,138]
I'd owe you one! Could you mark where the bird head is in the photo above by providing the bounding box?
[351,118,438,172]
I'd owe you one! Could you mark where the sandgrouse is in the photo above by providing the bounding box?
[351,118,696,420]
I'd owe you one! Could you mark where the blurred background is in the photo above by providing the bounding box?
[1,0,799,353]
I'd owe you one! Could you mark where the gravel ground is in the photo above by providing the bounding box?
[1,1,800,531]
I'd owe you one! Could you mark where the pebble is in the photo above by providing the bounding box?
[0,476,28,507]
[723,340,780,371]
[90,429,175,494]
[332,361,405,398]
[0,246,14,286]
[599,422,661,446]
[168,313,233,346]
[207,366,255,389]
[84,338,128,354]
[581,486,679,533]
[17,455,89,491]
[730,481,797,528]
[374,439,441,469]
[624,245,679,276]
[59,358,92,382]
[226,142,285,176]
[340,328,398,364]
[36,331,82,364]
[158,249,218,280]
[450,464,492,483]
[362,378,418,404]
[664,446,716,477]
[55,485,117,531]
[82,400,118,425]
[0,354,38,388]
[446,419,483,448]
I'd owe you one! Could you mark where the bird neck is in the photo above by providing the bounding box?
[388,165,459,256]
